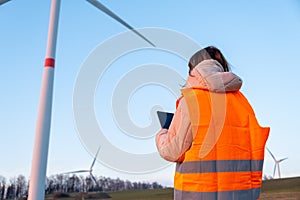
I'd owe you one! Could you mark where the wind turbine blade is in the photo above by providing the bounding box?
[279,157,288,162]
[0,0,11,6]
[90,146,101,169]
[266,147,276,161]
[278,163,281,178]
[86,0,155,47]
[64,170,89,174]
[90,173,98,186]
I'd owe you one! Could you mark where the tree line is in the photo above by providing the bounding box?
[0,174,163,199]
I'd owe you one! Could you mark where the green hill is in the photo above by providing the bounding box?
[108,188,173,200]
[262,176,300,193]
[107,177,300,199]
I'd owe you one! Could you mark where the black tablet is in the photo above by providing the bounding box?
[157,111,174,129]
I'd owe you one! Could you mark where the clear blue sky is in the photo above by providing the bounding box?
[1,0,300,186]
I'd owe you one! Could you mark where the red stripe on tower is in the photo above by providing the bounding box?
[44,58,55,68]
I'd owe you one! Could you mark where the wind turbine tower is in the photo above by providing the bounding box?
[1,0,154,199]
[27,0,155,199]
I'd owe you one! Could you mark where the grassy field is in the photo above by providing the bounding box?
[260,177,300,199]
[44,188,174,200]
[107,188,174,200]
[42,177,300,200]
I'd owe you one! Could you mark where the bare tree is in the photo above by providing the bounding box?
[67,175,75,193]
[46,176,54,194]
[73,175,81,192]
[16,174,27,198]
[55,174,65,192]
[79,175,86,192]
[151,181,162,189]
[102,178,110,191]
[0,176,6,200]
[85,176,92,192]
[7,177,16,199]
[125,180,133,190]
[1,173,165,197]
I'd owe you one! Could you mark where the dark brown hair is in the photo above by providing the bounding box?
[188,46,229,75]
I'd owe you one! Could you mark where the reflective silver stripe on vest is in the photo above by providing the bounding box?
[176,160,264,173]
[174,188,261,200]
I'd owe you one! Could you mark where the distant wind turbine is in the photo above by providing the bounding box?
[65,147,101,187]
[267,148,288,178]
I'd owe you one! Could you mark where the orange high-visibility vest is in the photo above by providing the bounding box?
[174,88,270,200]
